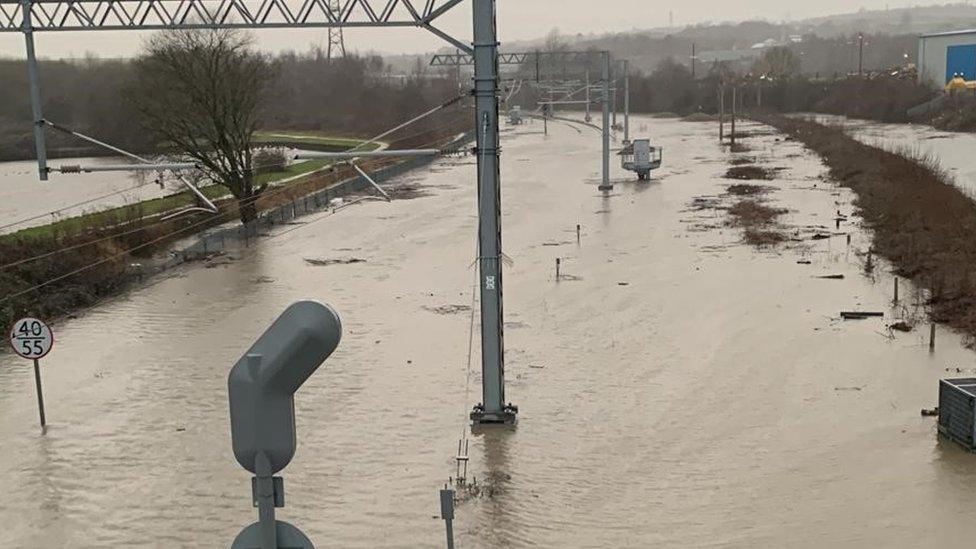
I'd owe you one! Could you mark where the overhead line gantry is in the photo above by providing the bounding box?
[2,0,518,426]
[432,49,630,191]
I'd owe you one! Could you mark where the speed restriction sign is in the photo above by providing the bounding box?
[9,317,54,360]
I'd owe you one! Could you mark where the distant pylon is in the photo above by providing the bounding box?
[327,0,346,60]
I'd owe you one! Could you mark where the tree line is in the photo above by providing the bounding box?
[0,45,459,162]
[621,46,935,123]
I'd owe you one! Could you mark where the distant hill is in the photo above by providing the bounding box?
[383,4,976,76]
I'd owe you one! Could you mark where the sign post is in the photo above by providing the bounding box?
[8,317,54,429]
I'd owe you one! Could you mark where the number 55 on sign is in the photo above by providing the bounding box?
[8,317,54,429]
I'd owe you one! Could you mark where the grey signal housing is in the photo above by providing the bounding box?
[228,300,342,475]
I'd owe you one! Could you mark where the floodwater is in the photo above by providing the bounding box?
[3,116,976,548]
[0,156,171,233]
[0,150,329,234]
[795,113,976,199]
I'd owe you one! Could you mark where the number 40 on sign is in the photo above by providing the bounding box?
[8,317,54,429]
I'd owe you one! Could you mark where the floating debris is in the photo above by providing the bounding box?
[814,274,845,280]
[921,408,939,417]
[841,311,885,320]
[424,305,472,315]
[889,321,914,333]
[304,257,367,266]
[388,184,431,200]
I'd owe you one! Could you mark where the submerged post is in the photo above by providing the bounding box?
[731,85,737,147]
[623,59,630,143]
[470,0,516,426]
[585,70,591,122]
[599,51,612,192]
[611,63,618,130]
[21,0,48,181]
[32,359,46,428]
[440,488,455,549]
[718,86,725,142]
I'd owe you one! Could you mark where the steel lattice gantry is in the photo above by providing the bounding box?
[5,0,518,425]
[433,49,624,191]
[0,0,465,35]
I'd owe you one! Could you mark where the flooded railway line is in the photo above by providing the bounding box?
[2,117,976,547]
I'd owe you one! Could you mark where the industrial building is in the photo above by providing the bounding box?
[918,29,976,87]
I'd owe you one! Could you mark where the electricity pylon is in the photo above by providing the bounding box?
[327,0,346,60]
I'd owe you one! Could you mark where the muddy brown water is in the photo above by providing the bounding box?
[794,113,976,199]
[0,156,171,233]
[3,117,976,547]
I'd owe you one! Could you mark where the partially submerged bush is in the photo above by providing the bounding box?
[726,165,775,180]
[727,199,787,226]
[254,147,288,175]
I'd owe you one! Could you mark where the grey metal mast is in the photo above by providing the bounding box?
[470,0,516,426]
[21,0,47,180]
[599,51,612,192]
[623,59,630,144]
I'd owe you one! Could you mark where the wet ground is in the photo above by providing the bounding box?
[2,116,976,547]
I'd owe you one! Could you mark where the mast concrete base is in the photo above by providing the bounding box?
[470,403,518,426]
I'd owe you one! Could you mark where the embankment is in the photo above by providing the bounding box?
[759,114,976,341]
[0,124,471,332]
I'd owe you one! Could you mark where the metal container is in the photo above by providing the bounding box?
[939,378,976,451]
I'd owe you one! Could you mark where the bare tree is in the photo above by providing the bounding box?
[129,28,276,223]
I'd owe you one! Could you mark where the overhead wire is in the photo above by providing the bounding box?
[0,152,319,271]
[0,178,161,234]
[0,113,470,300]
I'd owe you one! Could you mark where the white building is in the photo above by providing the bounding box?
[918,29,976,87]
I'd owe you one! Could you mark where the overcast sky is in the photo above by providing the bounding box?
[0,0,934,59]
